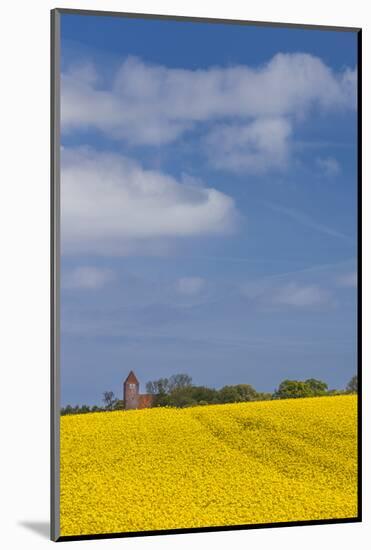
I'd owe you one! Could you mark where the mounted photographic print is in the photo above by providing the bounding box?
[51,8,361,542]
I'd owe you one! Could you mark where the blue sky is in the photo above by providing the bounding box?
[60,13,358,407]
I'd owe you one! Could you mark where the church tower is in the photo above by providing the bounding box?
[123,370,140,409]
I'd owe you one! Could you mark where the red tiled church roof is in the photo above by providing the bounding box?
[124,370,139,384]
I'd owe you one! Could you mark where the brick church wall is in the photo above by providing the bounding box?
[123,371,154,410]
[138,393,154,409]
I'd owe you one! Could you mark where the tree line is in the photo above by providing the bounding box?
[60,374,357,415]
[60,391,124,415]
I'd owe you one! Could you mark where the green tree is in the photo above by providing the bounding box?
[327,389,344,396]
[305,378,328,395]
[152,393,172,407]
[146,377,170,395]
[61,404,73,415]
[166,386,196,408]
[274,380,313,399]
[168,373,193,391]
[256,392,273,401]
[188,385,218,404]
[146,373,193,406]
[218,384,258,404]
[151,383,216,408]
[346,375,358,393]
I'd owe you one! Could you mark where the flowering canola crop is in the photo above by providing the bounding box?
[60,395,357,536]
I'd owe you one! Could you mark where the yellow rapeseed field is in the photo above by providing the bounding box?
[60,395,357,536]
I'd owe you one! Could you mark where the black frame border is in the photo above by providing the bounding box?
[51,7,362,543]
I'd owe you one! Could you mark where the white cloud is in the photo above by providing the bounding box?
[176,277,206,296]
[61,147,239,255]
[336,272,357,288]
[316,156,341,176]
[241,280,331,309]
[62,54,356,146]
[62,266,115,289]
[271,282,330,307]
[204,118,292,173]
